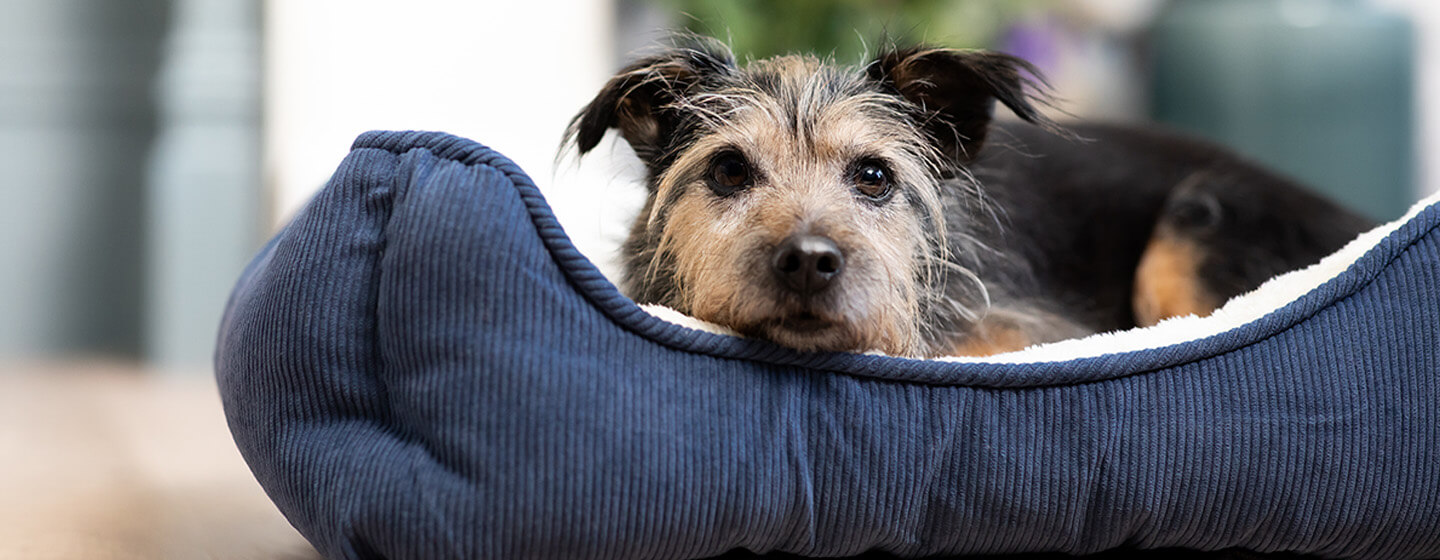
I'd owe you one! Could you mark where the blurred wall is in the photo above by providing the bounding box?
[1381,0,1440,200]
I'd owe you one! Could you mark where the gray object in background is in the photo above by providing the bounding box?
[0,0,260,369]
[0,1,167,360]
[1151,0,1414,222]
[145,0,262,369]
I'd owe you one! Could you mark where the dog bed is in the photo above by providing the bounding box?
[215,131,1440,559]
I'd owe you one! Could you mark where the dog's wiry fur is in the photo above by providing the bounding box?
[567,37,1371,357]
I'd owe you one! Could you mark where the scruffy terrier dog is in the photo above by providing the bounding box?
[568,37,1372,357]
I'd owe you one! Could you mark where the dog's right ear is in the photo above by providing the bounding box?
[567,39,736,164]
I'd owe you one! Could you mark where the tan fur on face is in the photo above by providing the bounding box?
[639,57,953,355]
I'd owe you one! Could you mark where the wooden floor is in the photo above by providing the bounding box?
[0,362,320,560]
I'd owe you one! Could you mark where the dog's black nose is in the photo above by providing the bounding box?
[772,234,844,295]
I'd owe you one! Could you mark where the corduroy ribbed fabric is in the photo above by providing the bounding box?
[216,131,1440,560]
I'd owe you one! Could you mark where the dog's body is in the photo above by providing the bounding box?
[570,38,1373,357]
[964,122,1374,341]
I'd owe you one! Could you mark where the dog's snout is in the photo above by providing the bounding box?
[772,235,844,295]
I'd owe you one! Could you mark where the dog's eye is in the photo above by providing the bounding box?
[708,152,752,196]
[852,161,892,200]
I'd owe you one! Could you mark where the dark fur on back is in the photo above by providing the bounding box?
[966,123,1374,332]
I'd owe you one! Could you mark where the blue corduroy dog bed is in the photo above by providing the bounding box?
[215,131,1440,559]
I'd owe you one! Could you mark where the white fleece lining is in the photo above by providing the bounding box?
[641,193,1440,363]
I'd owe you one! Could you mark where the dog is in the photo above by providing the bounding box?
[567,37,1374,357]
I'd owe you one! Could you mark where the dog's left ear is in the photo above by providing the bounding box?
[868,47,1053,161]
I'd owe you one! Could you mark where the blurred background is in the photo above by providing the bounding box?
[0,0,1435,556]
[2,0,1435,373]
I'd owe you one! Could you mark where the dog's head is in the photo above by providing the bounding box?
[568,37,1050,356]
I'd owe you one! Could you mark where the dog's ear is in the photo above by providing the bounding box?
[568,39,736,164]
[868,47,1053,161]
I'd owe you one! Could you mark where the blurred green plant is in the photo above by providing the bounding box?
[653,0,1052,62]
